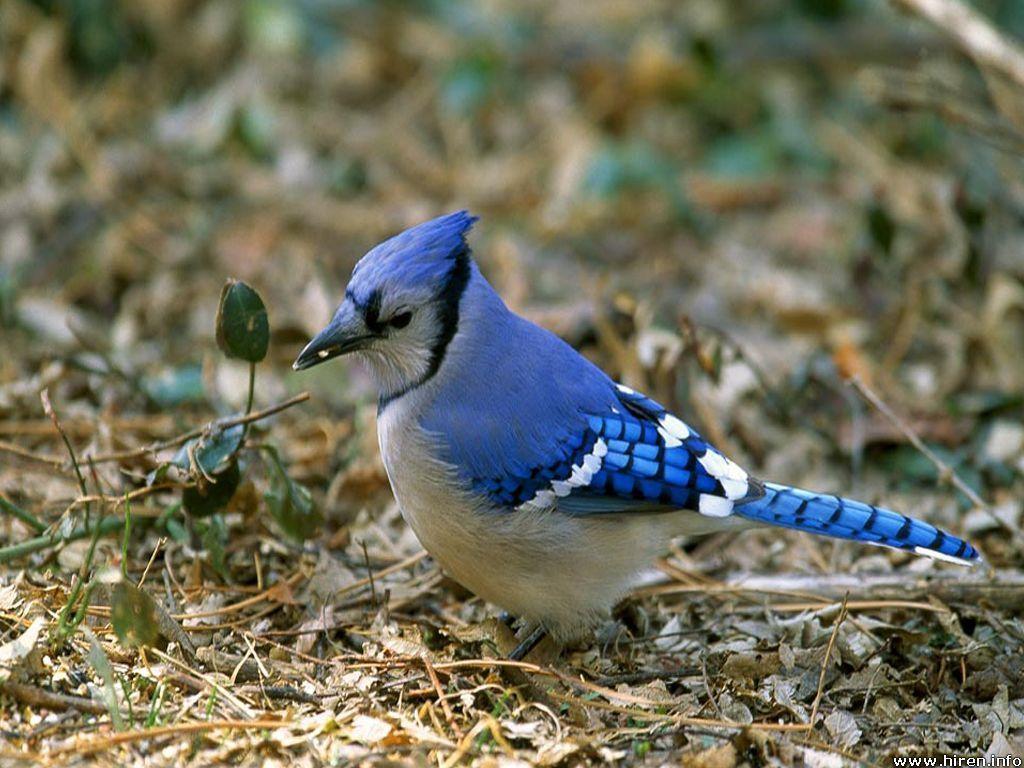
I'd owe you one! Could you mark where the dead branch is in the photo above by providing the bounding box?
[891,0,1024,91]
[682,570,1024,612]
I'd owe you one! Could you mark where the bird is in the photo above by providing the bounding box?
[293,210,981,659]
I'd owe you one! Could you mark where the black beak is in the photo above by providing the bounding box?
[292,302,374,371]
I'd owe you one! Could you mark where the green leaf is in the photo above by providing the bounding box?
[83,626,125,730]
[263,448,320,541]
[182,460,241,518]
[245,0,306,56]
[111,582,161,650]
[173,424,244,476]
[146,462,173,487]
[200,514,230,579]
[143,364,205,407]
[215,279,269,362]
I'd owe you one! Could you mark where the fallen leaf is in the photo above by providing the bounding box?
[0,616,45,683]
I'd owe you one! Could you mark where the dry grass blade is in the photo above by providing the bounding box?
[808,596,848,729]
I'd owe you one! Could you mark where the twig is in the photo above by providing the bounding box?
[424,656,462,739]
[808,596,848,728]
[0,681,108,716]
[47,718,288,757]
[241,685,320,705]
[891,0,1024,91]
[645,570,1024,612]
[88,569,306,621]
[847,375,1018,546]
[40,390,87,494]
[441,717,490,768]
[149,648,255,720]
[66,482,190,511]
[83,392,310,466]
[860,67,1024,155]
[0,439,65,469]
[138,536,165,588]
[361,539,378,609]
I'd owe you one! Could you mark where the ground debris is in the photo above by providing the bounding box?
[2,1,1023,765]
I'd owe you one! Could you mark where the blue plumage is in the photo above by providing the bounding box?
[737,484,979,562]
[346,210,478,307]
[295,210,982,649]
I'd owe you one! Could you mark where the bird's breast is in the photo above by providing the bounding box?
[375,399,489,572]
[373,395,678,640]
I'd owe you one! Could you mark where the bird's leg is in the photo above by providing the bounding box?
[508,623,547,661]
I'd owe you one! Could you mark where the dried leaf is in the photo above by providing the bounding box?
[83,627,124,731]
[349,715,392,745]
[823,709,862,749]
[111,581,161,649]
[0,616,45,684]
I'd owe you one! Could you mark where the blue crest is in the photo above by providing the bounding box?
[348,211,478,302]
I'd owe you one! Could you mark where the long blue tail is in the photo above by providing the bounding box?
[735,483,981,566]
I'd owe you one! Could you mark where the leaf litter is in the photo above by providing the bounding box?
[2,0,1024,765]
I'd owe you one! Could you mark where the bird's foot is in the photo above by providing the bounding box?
[508,624,547,661]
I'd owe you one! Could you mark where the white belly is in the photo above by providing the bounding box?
[374,395,759,641]
[375,399,686,641]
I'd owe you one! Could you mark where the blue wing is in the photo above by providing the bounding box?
[470,384,758,517]
[465,382,980,566]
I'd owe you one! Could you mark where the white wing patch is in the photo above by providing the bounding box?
[659,413,690,440]
[697,447,750,504]
[615,382,752,516]
[699,494,733,517]
[519,437,608,510]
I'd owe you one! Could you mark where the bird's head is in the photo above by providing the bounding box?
[293,210,477,399]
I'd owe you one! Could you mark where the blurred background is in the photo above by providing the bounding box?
[3,0,1023,545]
[2,0,1024,761]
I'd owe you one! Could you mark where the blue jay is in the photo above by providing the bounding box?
[294,211,980,658]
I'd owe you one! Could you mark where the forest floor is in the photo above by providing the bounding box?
[2,0,1024,765]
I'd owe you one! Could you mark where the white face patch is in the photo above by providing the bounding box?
[699,494,733,517]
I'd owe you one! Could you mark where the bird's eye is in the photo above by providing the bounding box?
[387,311,412,329]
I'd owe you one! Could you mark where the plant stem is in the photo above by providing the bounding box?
[0,494,46,535]
[241,362,256,440]
[55,518,107,641]
[121,495,132,579]
[245,362,256,415]
[0,516,125,565]
[42,389,91,526]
